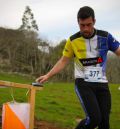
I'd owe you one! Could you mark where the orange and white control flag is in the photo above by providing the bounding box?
[2,102,30,129]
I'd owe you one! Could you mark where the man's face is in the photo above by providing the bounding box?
[78,17,95,38]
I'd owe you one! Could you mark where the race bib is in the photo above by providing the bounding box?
[84,67,102,82]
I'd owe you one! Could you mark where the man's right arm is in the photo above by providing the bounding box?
[36,56,70,83]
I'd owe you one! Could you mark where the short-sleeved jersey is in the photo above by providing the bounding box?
[63,29,120,82]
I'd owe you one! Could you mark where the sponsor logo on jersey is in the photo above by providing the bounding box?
[79,57,103,66]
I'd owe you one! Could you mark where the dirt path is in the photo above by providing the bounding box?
[0,115,67,129]
[0,119,67,129]
[35,119,67,129]
[0,118,67,129]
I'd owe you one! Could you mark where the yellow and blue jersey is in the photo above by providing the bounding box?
[63,29,120,82]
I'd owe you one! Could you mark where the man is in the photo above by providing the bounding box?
[36,6,120,129]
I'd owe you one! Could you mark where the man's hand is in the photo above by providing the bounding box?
[36,74,49,83]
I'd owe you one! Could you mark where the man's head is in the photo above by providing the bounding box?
[77,6,96,38]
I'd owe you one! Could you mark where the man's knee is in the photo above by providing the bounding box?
[75,115,101,129]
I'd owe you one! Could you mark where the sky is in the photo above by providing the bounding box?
[0,0,120,46]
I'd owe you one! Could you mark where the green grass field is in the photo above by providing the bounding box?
[0,73,120,129]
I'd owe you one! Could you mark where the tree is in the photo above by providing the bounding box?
[18,6,40,74]
[19,6,38,31]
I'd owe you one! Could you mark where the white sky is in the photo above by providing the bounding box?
[0,0,120,46]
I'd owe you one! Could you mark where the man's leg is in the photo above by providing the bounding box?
[96,84,111,129]
[75,79,101,129]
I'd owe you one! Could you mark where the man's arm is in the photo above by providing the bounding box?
[36,56,70,83]
[115,47,120,56]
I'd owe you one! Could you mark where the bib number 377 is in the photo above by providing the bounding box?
[84,67,102,82]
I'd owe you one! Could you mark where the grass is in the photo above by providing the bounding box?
[0,72,120,128]
[0,72,34,84]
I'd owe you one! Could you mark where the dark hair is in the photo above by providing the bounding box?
[77,6,95,21]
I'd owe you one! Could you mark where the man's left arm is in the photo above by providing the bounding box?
[115,47,120,56]
[108,33,120,56]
